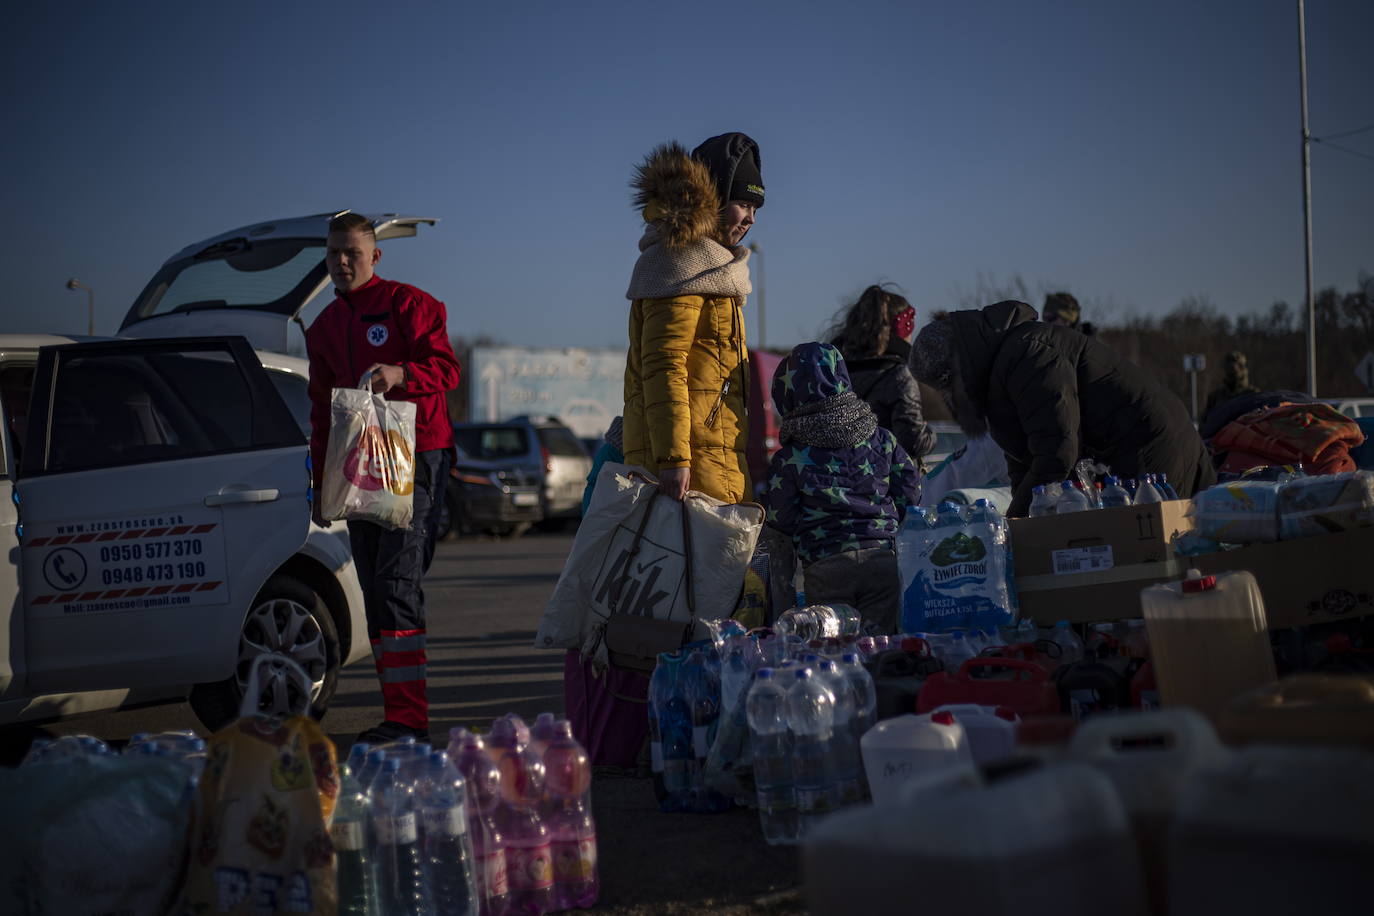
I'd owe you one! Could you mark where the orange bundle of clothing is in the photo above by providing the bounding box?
[1211,402,1366,476]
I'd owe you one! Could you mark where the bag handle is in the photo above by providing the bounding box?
[239,654,313,719]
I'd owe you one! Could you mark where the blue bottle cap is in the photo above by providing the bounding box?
[756,668,774,680]
[1061,480,1076,490]
[842,652,859,664]
[794,668,810,679]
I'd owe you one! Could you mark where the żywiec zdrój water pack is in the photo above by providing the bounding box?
[897,500,1017,634]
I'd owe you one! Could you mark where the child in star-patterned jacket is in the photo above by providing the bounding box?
[764,342,920,633]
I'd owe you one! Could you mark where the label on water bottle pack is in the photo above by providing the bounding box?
[481,850,510,897]
[330,819,365,852]
[506,842,554,891]
[650,740,664,772]
[375,811,417,845]
[552,836,598,882]
[1053,545,1114,575]
[692,726,710,758]
[422,804,467,837]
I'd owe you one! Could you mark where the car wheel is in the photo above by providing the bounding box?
[490,521,532,539]
[189,574,340,731]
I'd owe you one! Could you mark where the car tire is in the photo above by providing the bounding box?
[189,574,340,731]
[491,521,532,539]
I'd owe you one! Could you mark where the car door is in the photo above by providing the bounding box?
[16,336,310,693]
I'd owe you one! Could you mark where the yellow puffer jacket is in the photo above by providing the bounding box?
[623,293,749,503]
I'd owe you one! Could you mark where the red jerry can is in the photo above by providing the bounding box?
[917,657,1062,719]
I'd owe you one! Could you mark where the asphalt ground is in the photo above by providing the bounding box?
[8,527,807,915]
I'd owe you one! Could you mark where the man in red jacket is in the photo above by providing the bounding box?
[306,211,462,744]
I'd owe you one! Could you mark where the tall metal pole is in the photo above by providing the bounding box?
[1298,0,1316,395]
[749,242,766,350]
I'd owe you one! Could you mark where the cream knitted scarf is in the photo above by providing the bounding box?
[625,224,753,301]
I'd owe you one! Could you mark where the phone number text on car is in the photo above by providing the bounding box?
[98,539,205,563]
[101,562,209,586]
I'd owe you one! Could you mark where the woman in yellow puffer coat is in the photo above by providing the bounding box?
[623,132,764,503]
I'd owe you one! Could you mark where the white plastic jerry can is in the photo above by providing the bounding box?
[1169,745,1374,916]
[931,704,1020,766]
[1139,568,1277,723]
[803,762,1148,916]
[1069,708,1229,915]
[858,711,972,808]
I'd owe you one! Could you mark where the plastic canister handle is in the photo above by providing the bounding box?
[956,657,1047,683]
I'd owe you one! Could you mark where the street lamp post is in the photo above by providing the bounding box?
[747,242,765,351]
[1297,0,1316,395]
[66,278,95,335]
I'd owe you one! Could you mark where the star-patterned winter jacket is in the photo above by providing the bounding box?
[764,342,920,565]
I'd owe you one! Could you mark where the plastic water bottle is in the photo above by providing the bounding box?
[942,629,976,670]
[817,660,863,807]
[529,713,558,763]
[1029,484,1058,517]
[1056,480,1091,514]
[1100,475,1133,509]
[371,758,432,915]
[838,653,877,742]
[496,737,554,915]
[359,747,389,791]
[1134,475,1164,504]
[1050,620,1084,667]
[417,751,480,916]
[681,646,730,812]
[648,649,694,811]
[720,635,759,721]
[334,761,381,916]
[934,501,965,529]
[744,669,798,844]
[447,726,472,758]
[1155,473,1180,500]
[454,734,510,916]
[786,667,837,837]
[543,721,599,910]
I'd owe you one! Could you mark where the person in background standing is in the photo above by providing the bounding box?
[306,210,462,745]
[830,284,936,465]
[581,415,625,515]
[1042,291,1095,336]
[1203,350,1261,426]
[622,132,763,503]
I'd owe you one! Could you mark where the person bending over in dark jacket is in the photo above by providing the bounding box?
[911,301,1214,517]
[829,284,936,463]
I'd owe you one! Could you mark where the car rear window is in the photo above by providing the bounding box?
[538,426,587,457]
[455,426,530,459]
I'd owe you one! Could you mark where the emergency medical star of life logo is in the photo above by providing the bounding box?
[366,324,389,346]
[43,547,87,591]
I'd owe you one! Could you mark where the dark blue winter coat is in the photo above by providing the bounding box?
[764,343,920,564]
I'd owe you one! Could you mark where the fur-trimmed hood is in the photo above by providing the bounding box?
[631,142,721,249]
[626,142,751,302]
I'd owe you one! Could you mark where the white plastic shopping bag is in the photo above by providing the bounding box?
[321,372,416,529]
[535,462,764,666]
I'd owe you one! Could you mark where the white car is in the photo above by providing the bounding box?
[0,333,370,731]
[0,213,456,731]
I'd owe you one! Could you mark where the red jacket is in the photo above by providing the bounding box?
[305,275,462,490]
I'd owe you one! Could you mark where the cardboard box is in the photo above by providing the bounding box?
[1192,525,1374,628]
[1009,501,1194,624]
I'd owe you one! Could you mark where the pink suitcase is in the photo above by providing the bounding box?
[563,650,650,769]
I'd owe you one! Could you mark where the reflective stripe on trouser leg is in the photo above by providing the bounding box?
[379,627,427,729]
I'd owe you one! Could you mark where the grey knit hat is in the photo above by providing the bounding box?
[911,318,956,391]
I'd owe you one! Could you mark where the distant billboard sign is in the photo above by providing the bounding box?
[468,346,625,438]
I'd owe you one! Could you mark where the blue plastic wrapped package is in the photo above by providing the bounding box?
[897,503,1017,634]
[1190,481,1283,544]
[0,754,192,915]
[1277,471,1374,540]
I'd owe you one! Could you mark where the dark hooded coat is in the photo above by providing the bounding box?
[946,301,1214,516]
[844,338,937,460]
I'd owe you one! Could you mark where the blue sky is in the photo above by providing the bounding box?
[4,1,1371,351]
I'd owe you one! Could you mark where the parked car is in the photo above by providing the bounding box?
[1324,397,1374,419]
[436,445,543,539]
[0,334,370,731]
[453,416,592,524]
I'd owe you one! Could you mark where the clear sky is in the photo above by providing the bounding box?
[4,1,1371,351]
